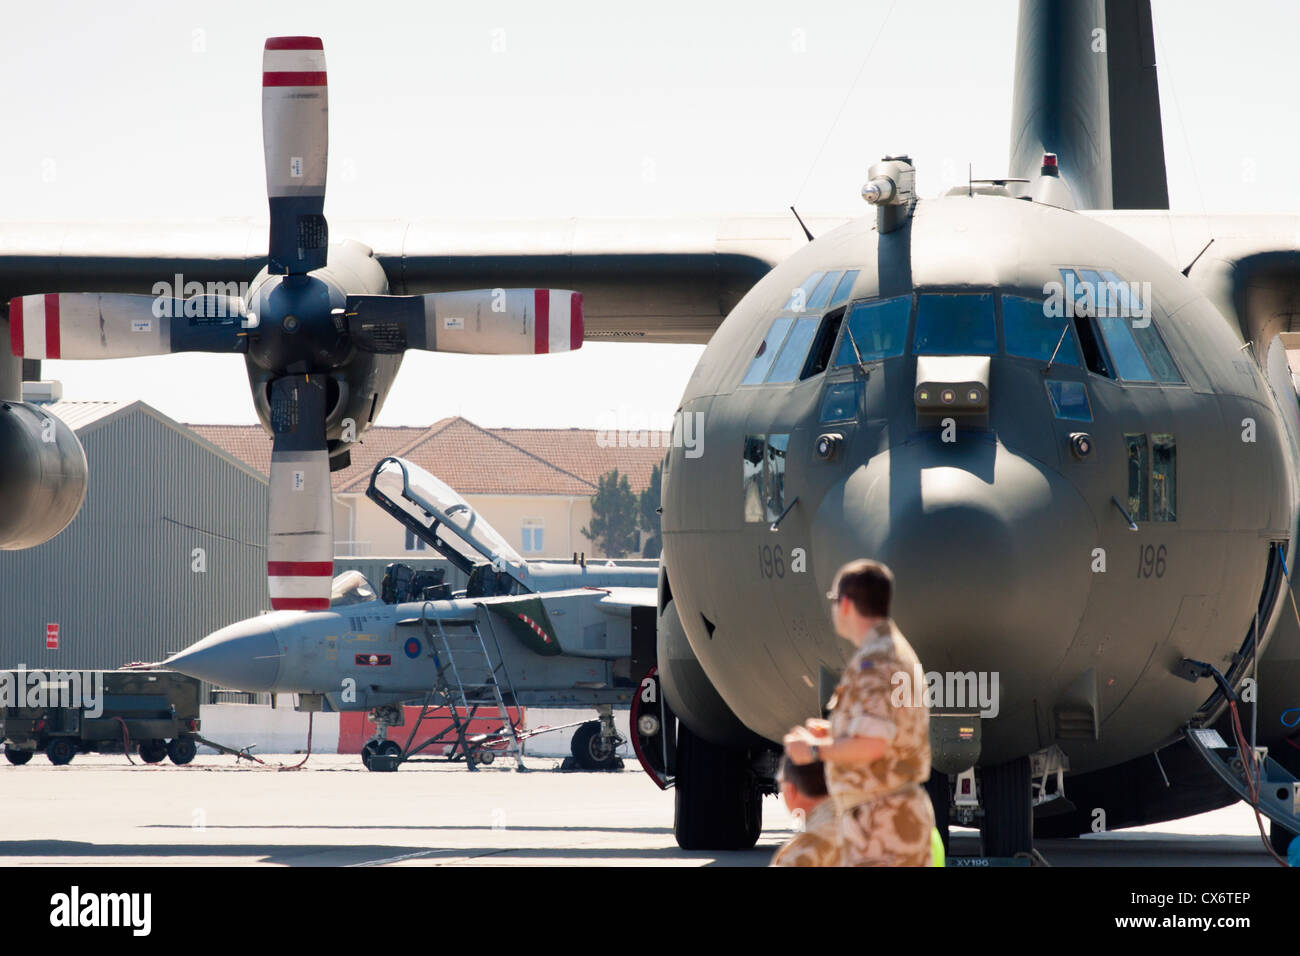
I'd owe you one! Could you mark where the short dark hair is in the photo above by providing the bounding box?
[778,755,829,798]
[830,559,893,618]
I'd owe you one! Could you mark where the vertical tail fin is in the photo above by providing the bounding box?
[1103,0,1169,209]
[1009,0,1168,210]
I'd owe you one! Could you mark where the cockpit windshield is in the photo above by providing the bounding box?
[373,459,526,572]
[913,294,996,355]
[330,570,377,607]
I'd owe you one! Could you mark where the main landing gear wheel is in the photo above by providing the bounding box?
[980,756,1033,858]
[673,722,761,851]
[4,748,32,766]
[380,740,401,758]
[167,737,197,765]
[138,740,168,764]
[571,720,618,771]
[45,738,76,766]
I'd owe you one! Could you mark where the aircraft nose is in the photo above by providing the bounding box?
[165,616,283,692]
[813,436,1095,670]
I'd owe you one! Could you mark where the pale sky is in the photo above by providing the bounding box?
[4,0,1297,427]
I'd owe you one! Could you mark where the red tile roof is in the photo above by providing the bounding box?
[187,417,667,496]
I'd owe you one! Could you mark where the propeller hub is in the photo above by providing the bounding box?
[245,271,351,373]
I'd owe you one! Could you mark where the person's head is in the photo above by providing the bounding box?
[778,754,829,814]
[827,559,893,641]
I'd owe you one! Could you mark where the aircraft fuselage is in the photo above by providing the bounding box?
[661,193,1299,775]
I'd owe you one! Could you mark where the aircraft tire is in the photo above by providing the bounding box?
[673,721,761,850]
[380,740,402,758]
[45,738,76,766]
[571,721,618,770]
[4,748,32,766]
[979,756,1032,857]
[167,737,197,765]
[361,739,380,770]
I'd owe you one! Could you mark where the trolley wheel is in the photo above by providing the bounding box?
[476,749,496,766]
[138,740,168,764]
[380,740,402,758]
[4,747,32,766]
[571,720,618,771]
[361,739,381,770]
[45,738,76,766]
[167,737,197,765]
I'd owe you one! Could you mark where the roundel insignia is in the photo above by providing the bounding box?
[404,636,422,659]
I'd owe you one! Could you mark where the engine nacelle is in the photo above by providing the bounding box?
[0,401,88,549]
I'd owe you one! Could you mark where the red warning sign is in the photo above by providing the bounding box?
[46,623,59,650]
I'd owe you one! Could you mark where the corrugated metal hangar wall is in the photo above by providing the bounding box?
[0,402,269,670]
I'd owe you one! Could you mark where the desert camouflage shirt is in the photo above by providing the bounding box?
[770,799,841,867]
[825,618,931,814]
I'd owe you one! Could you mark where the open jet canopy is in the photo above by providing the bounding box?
[370,457,527,579]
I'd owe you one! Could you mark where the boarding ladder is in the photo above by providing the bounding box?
[1185,725,1300,846]
[397,602,527,771]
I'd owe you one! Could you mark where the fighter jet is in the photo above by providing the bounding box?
[163,457,660,773]
[1,37,585,602]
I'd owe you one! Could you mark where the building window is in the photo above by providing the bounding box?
[404,528,428,552]
[521,519,544,554]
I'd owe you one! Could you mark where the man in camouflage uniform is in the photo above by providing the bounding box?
[769,756,840,867]
[785,559,934,866]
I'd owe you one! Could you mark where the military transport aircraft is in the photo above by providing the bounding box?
[648,0,1300,856]
[162,457,660,775]
[6,2,1300,859]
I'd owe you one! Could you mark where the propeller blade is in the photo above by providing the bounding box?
[267,375,333,611]
[263,36,328,275]
[346,288,584,355]
[8,293,249,359]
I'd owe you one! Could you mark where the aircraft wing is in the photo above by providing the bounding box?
[1085,211,1300,350]
[0,216,822,344]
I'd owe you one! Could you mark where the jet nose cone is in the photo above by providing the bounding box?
[165,616,282,692]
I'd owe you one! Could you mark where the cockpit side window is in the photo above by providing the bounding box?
[1060,269,1112,377]
[1076,268,1154,382]
[829,270,859,308]
[1099,269,1183,383]
[913,294,996,355]
[741,317,794,385]
[805,272,840,311]
[765,317,820,383]
[832,296,910,367]
[1003,295,1081,366]
[784,272,827,313]
[802,306,846,379]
